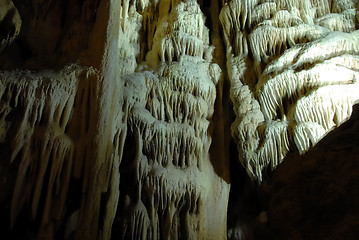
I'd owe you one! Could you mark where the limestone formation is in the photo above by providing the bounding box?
[115,1,228,239]
[0,0,358,239]
[220,0,359,181]
[0,65,100,238]
[1,0,229,239]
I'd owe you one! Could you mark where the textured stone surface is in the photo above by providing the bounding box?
[0,0,358,239]
[112,1,229,239]
[0,0,230,239]
[221,0,359,182]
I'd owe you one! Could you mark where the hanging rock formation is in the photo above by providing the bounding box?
[0,0,358,239]
[220,0,359,181]
[0,0,229,239]
[115,1,229,239]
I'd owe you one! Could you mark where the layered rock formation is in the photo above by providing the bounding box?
[114,1,229,239]
[0,0,358,239]
[220,0,359,181]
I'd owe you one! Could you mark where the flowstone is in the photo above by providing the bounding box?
[0,0,358,239]
[220,0,359,181]
[116,1,228,239]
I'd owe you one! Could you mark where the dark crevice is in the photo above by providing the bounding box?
[227,138,261,240]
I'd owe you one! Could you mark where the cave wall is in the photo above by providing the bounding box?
[221,0,359,182]
[0,0,358,239]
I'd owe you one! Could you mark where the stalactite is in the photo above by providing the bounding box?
[2,0,359,239]
[115,1,228,239]
[221,0,359,182]
[0,65,97,237]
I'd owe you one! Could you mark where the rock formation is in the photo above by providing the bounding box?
[114,1,229,239]
[220,0,359,181]
[0,0,358,239]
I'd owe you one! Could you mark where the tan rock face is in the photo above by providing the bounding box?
[0,0,358,239]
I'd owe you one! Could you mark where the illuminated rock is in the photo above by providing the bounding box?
[221,0,359,181]
[116,1,228,239]
[0,0,229,239]
[0,0,358,239]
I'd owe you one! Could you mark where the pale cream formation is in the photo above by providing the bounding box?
[0,0,229,239]
[220,0,359,181]
[2,0,359,239]
[117,1,229,239]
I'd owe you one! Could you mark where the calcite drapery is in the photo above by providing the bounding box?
[0,0,359,239]
[220,0,359,181]
[0,65,100,238]
[1,0,229,239]
[116,1,228,239]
